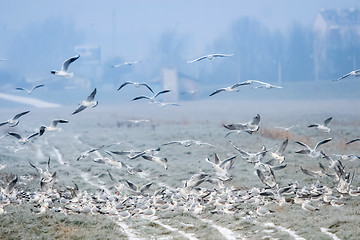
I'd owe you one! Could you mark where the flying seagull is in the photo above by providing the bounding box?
[0,110,30,127]
[112,61,139,67]
[8,132,39,143]
[334,69,360,81]
[51,55,80,78]
[246,80,283,89]
[15,84,44,94]
[72,88,98,115]
[132,90,171,103]
[186,53,234,63]
[39,119,69,136]
[209,81,251,96]
[308,117,332,133]
[117,81,154,93]
[295,138,332,158]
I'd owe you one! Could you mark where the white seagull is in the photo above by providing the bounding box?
[308,117,332,133]
[39,119,69,136]
[117,81,154,93]
[132,90,171,103]
[205,154,236,181]
[0,110,30,127]
[112,61,139,67]
[72,88,98,115]
[209,81,251,96]
[223,114,261,136]
[8,132,39,143]
[51,55,80,78]
[334,69,360,81]
[142,155,168,170]
[15,84,45,94]
[186,53,234,63]
[162,140,214,147]
[295,138,332,158]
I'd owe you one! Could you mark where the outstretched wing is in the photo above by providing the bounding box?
[117,81,133,91]
[209,88,225,96]
[13,110,30,120]
[72,105,87,115]
[346,138,360,145]
[314,138,332,150]
[87,88,97,101]
[154,90,171,98]
[186,56,207,63]
[324,117,332,126]
[139,83,154,93]
[61,55,80,72]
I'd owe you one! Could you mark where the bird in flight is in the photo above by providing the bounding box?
[117,81,154,94]
[334,69,360,81]
[15,84,45,94]
[186,53,234,63]
[72,88,98,115]
[51,55,80,78]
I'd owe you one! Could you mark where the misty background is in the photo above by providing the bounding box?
[0,0,359,107]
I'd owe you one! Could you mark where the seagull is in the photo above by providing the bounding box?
[247,80,283,89]
[274,125,298,131]
[205,154,236,181]
[126,147,160,159]
[132,90,171,103]
[39,119,68,136]
[223,114,260,136]
[334,69,360,81]
[51,55,80,78]
[72,88,98,115]
[15,84,45,94]
[125,180,153,195]
[301,200,319,211]
[117,81,154,94]
[209,81,251,96]
[231,142,268,163]
[295,138,332,158]
[107,170,125,193]
[8,132,39,143]
[308,117,332,133]
[142,155,168,170]
[186,53,234,63]
[156,102,180,107]
[162,140,214,148]
[77,145,104,161]
[0,110,30,127]
[268,138,288,164]
[112,61,139,67]
[346,138,360,145]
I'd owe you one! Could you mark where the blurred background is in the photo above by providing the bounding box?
[0,0,359,107]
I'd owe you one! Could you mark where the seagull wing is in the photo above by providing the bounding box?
[50,119,69,127]
[314,138,332,150]
[294,140,311,150]
[117,81,133,91]
[295,149,311,155]
[5,176,18,194]
[61,55,80,72]
[132,95,150,101]
[324,117,332,126]
[336,72,351,81]
[251,114,261,125]
[346,138,360,145]
[26,132,39,140]
[72,105,87,115]
[209,88,225,96]
[308,124,319,128]
[87,88,97,101]
[212,53,234,58]
[15,87,28,93]
[140,182,153,193]
[31,84,45,93]
[125,180,138,191]
[219,155,236,170]
[223,123,247,130]
[139,83,154,93]
[13,110,30,120]
[8,132,22,140]
[277,138,288,154]
[186,56,207,63]
[154,90,171,98]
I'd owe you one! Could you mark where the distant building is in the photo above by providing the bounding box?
[161,67,199,102]
[313,8,360,81]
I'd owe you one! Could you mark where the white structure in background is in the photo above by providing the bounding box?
[161,68,199,102]
[162,68,178,102]
[70,45,101,89]
[313,8,360,81]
